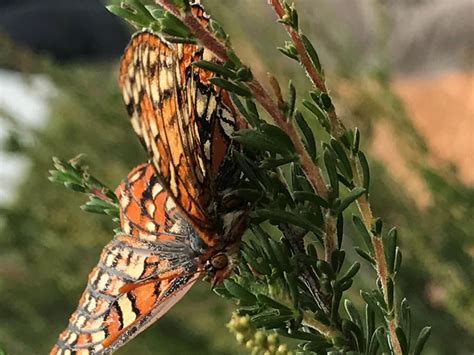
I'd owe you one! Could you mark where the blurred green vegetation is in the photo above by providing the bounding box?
[0,1,473,354]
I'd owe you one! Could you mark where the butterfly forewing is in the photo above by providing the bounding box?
[50,164,203,354]
[119,29,239,244]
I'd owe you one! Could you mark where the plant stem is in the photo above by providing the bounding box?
[268,0,402,352]
[158,0,230,60]
[155,0,329,199]
[323,212,337,261]
[247,80,328,199]
[248,71,339,264]
[266,0,342,263]
[279,224,331,315]
[154,3,371,349]
[302,312,344,340]
[267,0,344,139]
[352,161,402,355]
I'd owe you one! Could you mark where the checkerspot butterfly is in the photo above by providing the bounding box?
[51,3,247,354]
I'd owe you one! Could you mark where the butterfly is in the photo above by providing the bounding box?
[50,3,247,354]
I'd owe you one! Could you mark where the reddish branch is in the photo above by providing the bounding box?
[247,80,329,199]
[268,0,344,139]
[158,0,229,60]
[353,155,402,355]
[269,1,402,353]
[155,0,329,200]
[155,0,343,333]
[268,0,325,91]
[361,197,402,354]
[90,187,112,202]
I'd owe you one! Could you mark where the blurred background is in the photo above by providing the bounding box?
[0,0,472,354]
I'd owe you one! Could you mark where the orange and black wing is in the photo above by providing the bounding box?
[50,164,204,354]
[118,7,239,243]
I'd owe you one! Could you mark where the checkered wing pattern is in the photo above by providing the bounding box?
[51,3,244,354]
[50,164,201,354]
[119,17,238,244]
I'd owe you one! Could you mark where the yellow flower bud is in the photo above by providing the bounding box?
[267,333,279,345]
[254,331,267,346]
[236,333,246,344]
[277,344,288,354]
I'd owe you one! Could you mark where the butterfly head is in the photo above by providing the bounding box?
[203,244,240,288]
[202,208,249,286]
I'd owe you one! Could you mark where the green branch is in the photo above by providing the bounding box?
[97,1,433,353]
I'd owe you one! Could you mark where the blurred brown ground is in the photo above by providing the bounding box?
[371,70,473,207]
[394,70,474,184]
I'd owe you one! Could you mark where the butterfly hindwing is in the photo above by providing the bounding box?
[50,164,203,354]
[117,163,186,241]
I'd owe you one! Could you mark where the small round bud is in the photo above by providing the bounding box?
[234,315,250,332]
[267,333,279,345]
[277,344,288,354]
[238,315,250,328]
[227,318,236,330]
[236,333,245,344]
[254,331,266,346]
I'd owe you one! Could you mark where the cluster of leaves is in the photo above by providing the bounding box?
[107,0,252,94]
[217,224,359,352]
[48,155,119,221]
[45,0,431,354]
[107,0,195,42]
[211,97,404,353]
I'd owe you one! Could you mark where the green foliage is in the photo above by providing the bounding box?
[107,0,195,42]
[102,1,431,353]
[49,156,119,220]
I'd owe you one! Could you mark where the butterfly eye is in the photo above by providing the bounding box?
[210,253,229,270]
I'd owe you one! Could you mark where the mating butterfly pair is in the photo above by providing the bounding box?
[51,4,247,354]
